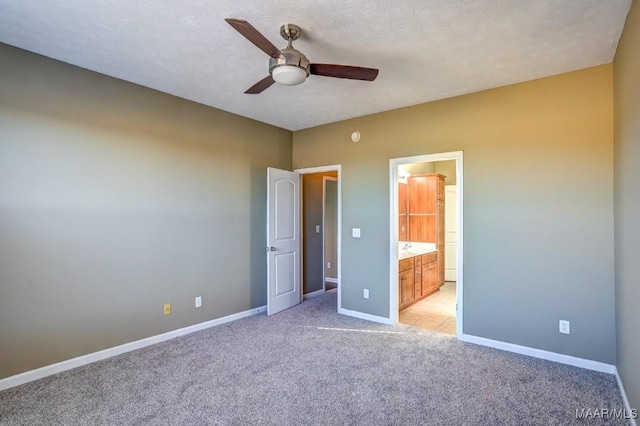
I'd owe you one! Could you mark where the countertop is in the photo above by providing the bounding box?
[398,242,437,260]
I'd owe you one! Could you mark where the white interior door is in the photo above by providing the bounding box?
[267,167,301,316]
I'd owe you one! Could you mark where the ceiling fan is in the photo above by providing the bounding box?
[225,18,379,94]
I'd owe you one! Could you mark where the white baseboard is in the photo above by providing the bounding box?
[615,367,638,426]
[325,277,338,284]
[462,334,616,374]
[0,305,267,392]
[338,307,393,325]
[303,289,324,299]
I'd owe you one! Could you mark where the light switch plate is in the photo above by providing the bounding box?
[352,228,361,238]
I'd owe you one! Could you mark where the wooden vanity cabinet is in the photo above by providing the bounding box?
[399,258,415,309]
[398,173,446,310]
[399,251,439,309]
[414,256,422,299]
[421,252,439,297]
[421,260,438,297]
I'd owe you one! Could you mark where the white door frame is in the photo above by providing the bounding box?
[295,165,342,312]
[323,176,339,292]
[389,151,464,339]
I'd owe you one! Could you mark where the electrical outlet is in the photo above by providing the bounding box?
[327,262,331,269]
[315,225,320,233]
[164,303,171,315]
[352,228,361,238]
[195,296,202,308]
[559,320,570,334]
[363,289,369,299]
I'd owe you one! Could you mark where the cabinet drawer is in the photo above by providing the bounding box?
[422,252,437,264]
[399,258,414,272]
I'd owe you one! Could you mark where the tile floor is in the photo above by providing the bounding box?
[399,281,457,335]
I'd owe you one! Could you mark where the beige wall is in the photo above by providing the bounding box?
[398,160,455,184]
[614,0,640,412]
[398,162,435,176]
[436,160,456,185]
[0,35,624,381]
[293,65,615,363]
[0,44,292,379]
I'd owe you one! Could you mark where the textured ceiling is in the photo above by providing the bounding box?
[0,0,632,131]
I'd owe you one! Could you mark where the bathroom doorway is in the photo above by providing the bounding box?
[389,152,463,338]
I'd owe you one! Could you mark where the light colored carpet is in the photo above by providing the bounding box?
[0,292,626,425]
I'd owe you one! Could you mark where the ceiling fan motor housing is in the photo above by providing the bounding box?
[268,23,309,85]
[269,47,310,78]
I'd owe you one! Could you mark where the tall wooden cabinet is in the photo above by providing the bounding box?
[398,182,408,241]
[399,173,446,288]
[436,177,445,286]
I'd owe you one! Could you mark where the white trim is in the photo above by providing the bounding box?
[295,165,340,175]
[462,334,616,374]
[338,307,394,325]
[325,277,339,284]
[389,151,464,340]
[295,165,341,315]
[444,185,458,282]
[303,289,325,299]
[0,305,266,392]
[615,367,639,426]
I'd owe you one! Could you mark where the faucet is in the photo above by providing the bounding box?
[402,242,412,251]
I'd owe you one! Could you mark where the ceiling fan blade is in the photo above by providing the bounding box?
[225,18,284,60]
[245,75,276,94]
[310,64,379,81]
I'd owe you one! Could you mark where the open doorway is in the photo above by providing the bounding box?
[323,176,339,293]
[389,152,463,338]
[296,165,342,313]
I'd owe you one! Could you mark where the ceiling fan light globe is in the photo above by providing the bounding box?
[272,65,307,86]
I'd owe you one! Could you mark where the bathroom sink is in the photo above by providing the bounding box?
[398,242,437,259]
